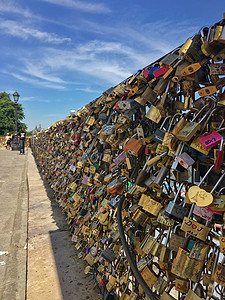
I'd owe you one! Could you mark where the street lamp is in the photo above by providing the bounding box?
[12,91,20,151]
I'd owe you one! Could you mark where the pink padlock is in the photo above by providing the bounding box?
[193,205,214,222]
[197,130,222,150]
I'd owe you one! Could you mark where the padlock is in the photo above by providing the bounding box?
[181,33,206,63]
[214,136,224,170]
[99,112,117,139]
[152,116,172,144]
[209,187,225,212]
[184,283,202,300]
[164,182,188,222]
[146,151,167,167]
[181,211,210,242]
[169,224,185,253]
[177,152,195,169]
[146,81,170,123]
[188,166,225,207]
[140,265,158,289]
[175,277,190,294]
[153,66,170,78]
[172,60,191,82]
[173,104,215,142]
[212,260,225,288]
[193,203,214,222]
[151,157,171,191]
[124,138,144,157]
[198,85,218,96]
[135,85,157,105]
[138,193,163,217]
[181,57,209,76]
[162,113,182,150]
[159,48,180,67]
[135,156,153,187]
[197,130,222,150]
[171,237,205,283]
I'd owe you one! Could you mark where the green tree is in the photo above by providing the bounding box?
[0,92,27,135]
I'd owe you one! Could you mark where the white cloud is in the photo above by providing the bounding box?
[0,19,71,44]
[40,0,111,13]
[23,61,66,84]
[11,73,66,90]
[21,96,35,102]
[0,0,33,18]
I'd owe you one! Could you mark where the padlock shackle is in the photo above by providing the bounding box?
[198,163,215,186]
[159,115,172,130]
[211,171,225,194]
[172,182,186,203]
[217,186,225,195]
[168,113,182,132]
[192,103,210,122]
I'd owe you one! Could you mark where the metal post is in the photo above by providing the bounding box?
[15,102,18,135]
[12,91,20,151]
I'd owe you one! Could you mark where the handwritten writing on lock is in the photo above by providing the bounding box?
[197,130,222,150]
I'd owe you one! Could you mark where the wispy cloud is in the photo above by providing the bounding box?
[21,96,36,102]
[11,73,66,90]
[23,61,66,84]
[0,19,71,44]
[40,0,111,13]
[0,0,33,18]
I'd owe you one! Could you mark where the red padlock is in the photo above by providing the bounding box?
[143,68,150,79]
[153,67,170,78]
[145,146,151,155]
[215,136,224,170]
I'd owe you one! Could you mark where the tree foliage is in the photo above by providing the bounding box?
[0,92,27,135]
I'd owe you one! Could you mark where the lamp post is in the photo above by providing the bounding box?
[12,91,20,151]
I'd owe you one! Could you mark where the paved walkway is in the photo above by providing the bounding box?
[0,148,100,300]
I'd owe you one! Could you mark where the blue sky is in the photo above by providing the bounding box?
[0,0,224,130]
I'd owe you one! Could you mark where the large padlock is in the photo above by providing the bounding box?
[179,33,206,63]
[188,165,225,207]
[171,241,205,282]
[172,104,214,142]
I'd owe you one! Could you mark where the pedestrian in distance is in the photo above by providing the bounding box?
[18,128,26,155]
[5,133,11,150]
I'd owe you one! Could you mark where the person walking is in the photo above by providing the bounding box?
[18,128,26,155]
[5,133,11,150]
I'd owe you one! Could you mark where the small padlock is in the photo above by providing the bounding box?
[177,152,195,169]
[164,182,188,222]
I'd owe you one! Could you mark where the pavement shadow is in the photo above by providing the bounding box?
[31,151,100,300]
